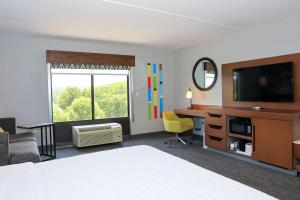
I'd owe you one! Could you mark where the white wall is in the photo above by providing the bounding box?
[1,13,299,136]
[0,35,175,135]
[174,13,300,108]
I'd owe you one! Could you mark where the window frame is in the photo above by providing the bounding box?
[49,70,130,124]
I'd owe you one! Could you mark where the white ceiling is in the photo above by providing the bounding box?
[0,0,299,49]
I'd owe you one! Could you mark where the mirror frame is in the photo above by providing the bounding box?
[192,57,218,91]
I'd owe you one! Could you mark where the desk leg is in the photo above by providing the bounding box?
[49,126,53,157]
[192,117,207,148]
[52,125,56,157]
[40,127,44,155]
[45,126,48,155]
[192,117,203,132]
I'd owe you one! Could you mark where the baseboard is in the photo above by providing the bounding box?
[56,142,74,148]
[129,131,164,138]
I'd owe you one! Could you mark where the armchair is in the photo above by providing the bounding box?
[0,118,40,166]
[162,111,193,148]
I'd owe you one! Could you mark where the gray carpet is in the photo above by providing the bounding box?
[56,132,300,200]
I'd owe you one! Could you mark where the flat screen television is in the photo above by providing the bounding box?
[233,62,294,102]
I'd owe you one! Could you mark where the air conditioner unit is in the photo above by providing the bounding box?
[72,123,123,147]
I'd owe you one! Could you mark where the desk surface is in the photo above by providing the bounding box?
[174,108,206,117]
[175,105,300,121]
[18,122,54,129]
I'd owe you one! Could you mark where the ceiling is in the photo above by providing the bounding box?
[0,0,299,49]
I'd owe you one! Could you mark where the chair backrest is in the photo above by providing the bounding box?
[0,118,16,135]
[162,111,177,121]
[162,111,182,133]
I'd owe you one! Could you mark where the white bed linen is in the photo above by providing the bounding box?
[0,162,36,200]
[33,145,276,200]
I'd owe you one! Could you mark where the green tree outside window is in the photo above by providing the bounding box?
[52,80,127,122]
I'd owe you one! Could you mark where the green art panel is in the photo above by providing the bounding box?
[153,76,157,89]
[148,102,152,120]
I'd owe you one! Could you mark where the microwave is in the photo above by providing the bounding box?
[229,117,252,137]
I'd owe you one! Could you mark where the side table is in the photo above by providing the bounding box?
[18,123,56,161]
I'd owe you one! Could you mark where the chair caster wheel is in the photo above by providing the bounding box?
[189,141,192,144]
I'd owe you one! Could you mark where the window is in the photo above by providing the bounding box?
[94,75,128,119]
[204,72,215,88]
[51,69,129,123]
[52,74,92,122]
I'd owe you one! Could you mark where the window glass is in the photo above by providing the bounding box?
[205,72,215,88]
[51,69,129,122]
[94,75,128,119]
[51,74,92,122]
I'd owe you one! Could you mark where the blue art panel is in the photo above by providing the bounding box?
[147,88,151,101]
[160,98,163,114]
[153,63,157,74]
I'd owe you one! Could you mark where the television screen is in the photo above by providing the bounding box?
[233,62,294,102]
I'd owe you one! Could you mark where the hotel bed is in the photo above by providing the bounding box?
[0,145,276,200]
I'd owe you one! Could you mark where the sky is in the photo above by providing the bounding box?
[51,69,128,89]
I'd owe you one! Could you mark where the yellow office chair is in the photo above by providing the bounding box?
[163,111,194,148]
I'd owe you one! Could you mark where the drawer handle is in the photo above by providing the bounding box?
[208,124,222,130]
[208,113,222,118]
[208,136,222,142]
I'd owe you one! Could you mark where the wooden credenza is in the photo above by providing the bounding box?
[205,110,227,151]
[251,118,293,169]
[175,105,300,170]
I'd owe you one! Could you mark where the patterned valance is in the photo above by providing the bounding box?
[47,50,135,70]
[49,63,132,70]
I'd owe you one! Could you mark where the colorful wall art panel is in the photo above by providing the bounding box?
[153,64,158,119]
[147,63,152,120]
[159,64,163,118]
[147,63,164,120]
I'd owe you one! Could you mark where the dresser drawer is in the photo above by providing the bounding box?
[205,112,226,126]
[205,124,226,138]
[205,135,227,151]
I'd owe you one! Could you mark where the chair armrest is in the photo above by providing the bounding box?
[0,132,9,166]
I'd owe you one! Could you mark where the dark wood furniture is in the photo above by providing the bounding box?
[252,118,293,169]
[176,52,300,170]
[18,123,56,161]
[222,52,300,110]
[175,106,300,170]
[204,108,227,151]
[46,50,135,66]
[294,141,300,171]
[294,141,300,159]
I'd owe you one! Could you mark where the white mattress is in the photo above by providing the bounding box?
[0,145,276,200]
[0,162,36,200]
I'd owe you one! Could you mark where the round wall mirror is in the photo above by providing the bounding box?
[192,57,218,91]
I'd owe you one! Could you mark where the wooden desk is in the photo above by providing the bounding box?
[176,106,300,121]
[174,108,206,117]
[175,105,300,170]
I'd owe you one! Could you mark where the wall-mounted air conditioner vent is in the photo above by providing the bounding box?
[72,123,122,147]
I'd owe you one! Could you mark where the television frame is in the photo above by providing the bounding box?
[232,62,294,103]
